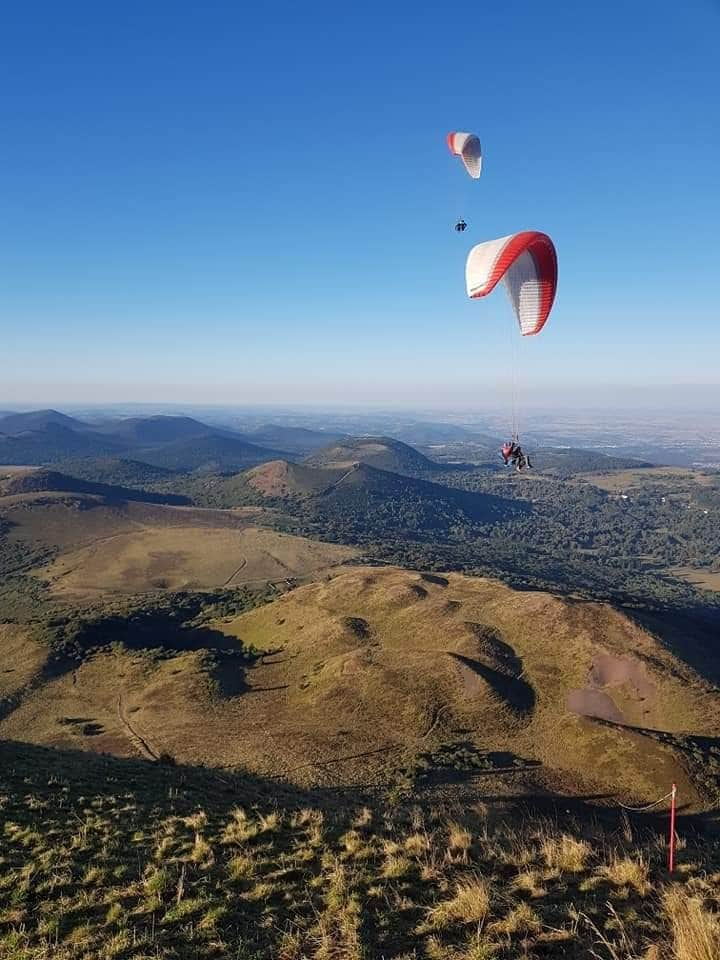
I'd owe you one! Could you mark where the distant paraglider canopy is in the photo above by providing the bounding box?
[465,231,558,336]
[447,132,482,179]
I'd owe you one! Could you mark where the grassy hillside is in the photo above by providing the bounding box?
[0,495,356,600]
[3,566,718,808]
[1,738,719,960]
[211,567,719,801]
[306,436,438,476]
[245,460,348,497]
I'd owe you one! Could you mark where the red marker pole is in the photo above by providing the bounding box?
[668,783,677,873]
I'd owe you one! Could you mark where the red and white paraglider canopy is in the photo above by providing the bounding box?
[447,132,482,179]
[465,231,557,336]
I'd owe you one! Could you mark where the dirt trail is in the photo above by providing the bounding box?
[321,463,360,494]
[116,693,159,761]
[223,556,247,586]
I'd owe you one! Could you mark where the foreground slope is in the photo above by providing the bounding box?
[3,739,719,960]
[212,567,718,800]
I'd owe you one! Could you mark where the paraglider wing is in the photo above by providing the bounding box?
[465,231,557,336]
[447,131,482,179]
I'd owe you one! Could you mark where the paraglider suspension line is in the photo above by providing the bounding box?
[508,318,520,443]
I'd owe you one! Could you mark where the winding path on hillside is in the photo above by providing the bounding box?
[223,556,247,586]
[116,692,159,761]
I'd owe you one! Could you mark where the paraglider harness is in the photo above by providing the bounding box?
[501,439,532,472]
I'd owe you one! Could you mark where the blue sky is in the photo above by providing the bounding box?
[2,0,719,407]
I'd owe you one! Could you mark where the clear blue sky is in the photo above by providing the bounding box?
[2,0,719,407]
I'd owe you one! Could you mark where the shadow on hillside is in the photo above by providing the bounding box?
[0,739,318,814]
[416,741,542,786]
[631,606,720,686]
[0,621,259,721]
[591,716,720,803]
[449,653,536,714]
[2,738,718,837]
[50,615,254,668]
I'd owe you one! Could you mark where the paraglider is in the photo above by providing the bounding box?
[445,124,558,470]
[447,132,482,179]
[465,231,558,468]
[465,231,557,337]
[501,440,532,472]
[447,131,482,232]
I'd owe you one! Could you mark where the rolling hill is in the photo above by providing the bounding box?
[246,423,348,456]
[134,434,286,473]
[96,414,234,446]
[245,459,351,497]
[0,411,277,472]
[54,456,177,486]
[185,460,518,540]
[0,408,92,435]
[306,435,438,475]
[532,447,653,477]
[2,566,718,809]
[291,462,519,544]
[0,467,189,506]
[0,422,126,465]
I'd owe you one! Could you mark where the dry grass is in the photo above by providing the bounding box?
[492,901,541,936]
[601,853,651,894]
[447,821,473,861]
[425,876,492,930]
[38,521,356,598]
[664,887,720,960]
[513,869,547,898]
[4,757,719,960]
[542,834,593,873]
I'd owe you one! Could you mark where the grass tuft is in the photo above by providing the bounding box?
[664,887,720,960]
[542,834,592,873]
[425,875,491,930]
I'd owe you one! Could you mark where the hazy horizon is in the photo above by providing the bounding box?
[1,383,718,415]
